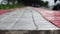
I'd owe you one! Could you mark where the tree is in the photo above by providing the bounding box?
[7,0,10,5]
[54,0,57,3]
[5,0,48,7]
[12,0,16,5]
[20,0,42,6]
[6,0,16,5]
[44,1,48,7]
[17,0,22,4]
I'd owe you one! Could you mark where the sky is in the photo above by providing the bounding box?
[0,0,55,6]
[0,0,2,4]
[0,0,2,2]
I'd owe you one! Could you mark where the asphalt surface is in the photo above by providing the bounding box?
[0,7,59,30]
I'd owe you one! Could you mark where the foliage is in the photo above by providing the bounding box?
[0,0,49,9]
[0,4,25,9]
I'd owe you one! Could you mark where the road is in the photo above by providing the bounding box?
[0,7,59,30]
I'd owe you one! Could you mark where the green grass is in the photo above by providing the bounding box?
[0,4,25,9]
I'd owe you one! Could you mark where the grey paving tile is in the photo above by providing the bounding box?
[10,11,36,30]
[21,11,32,18]
[0,12,15,19]
[0,10,24,29]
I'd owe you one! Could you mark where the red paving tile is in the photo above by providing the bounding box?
[0,8,24,15]
[34,8,60,28]
[0,9,14,15]
[0,9,17,15]
[0,10,10,15]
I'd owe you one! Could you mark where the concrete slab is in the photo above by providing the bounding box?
[0,9,24,29]
[10,10,36,30]
[11,18,36,30]
[0,7,59,30]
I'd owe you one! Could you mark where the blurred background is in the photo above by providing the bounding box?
[0,0,55,9]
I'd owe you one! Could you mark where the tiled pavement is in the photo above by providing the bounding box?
[0,7,59,30]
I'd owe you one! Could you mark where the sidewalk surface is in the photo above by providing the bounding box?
[0,7,59,30]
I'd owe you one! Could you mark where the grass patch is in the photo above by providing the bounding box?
[0,4,25,10]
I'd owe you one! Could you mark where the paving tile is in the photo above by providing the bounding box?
[32,10,58,30]
[10,10,36,30]
[0,7,59,30]
[0,10,24,29]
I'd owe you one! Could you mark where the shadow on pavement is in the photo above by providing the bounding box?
[0,30,60,34]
